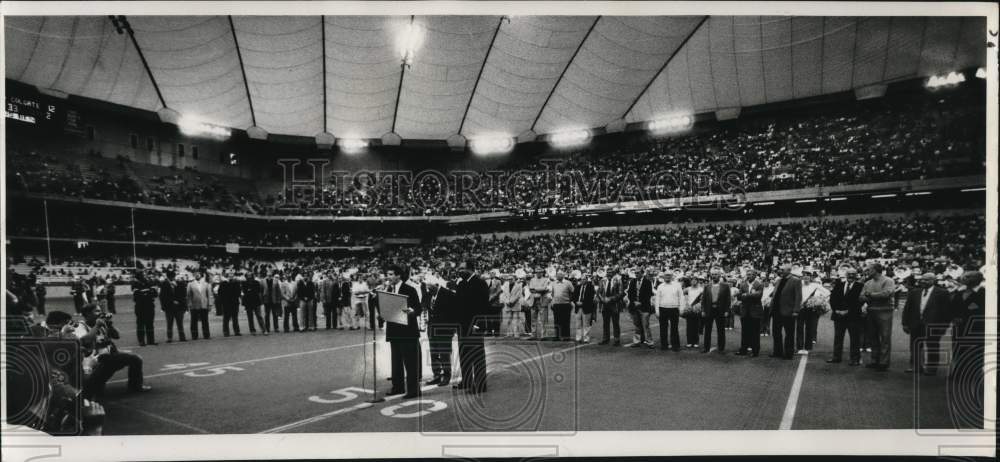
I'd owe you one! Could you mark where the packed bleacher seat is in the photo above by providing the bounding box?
[8,87,985,217]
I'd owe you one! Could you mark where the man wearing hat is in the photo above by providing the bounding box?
[902,272,951,375]
[860,263,897,371]
[828,267,864,365]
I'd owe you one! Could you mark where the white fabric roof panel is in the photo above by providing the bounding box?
[232,16,323,137]
[4,15,987,142]
[129,16,252,129]
[395,15,500,140]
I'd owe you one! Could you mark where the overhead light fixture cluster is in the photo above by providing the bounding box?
[178,115,231,139]
[648,114,693,135]
[548,129,591,148]
[398,22,425,66]
[339,138,369,153]
[925,71,966,89]
[469,136,514,155]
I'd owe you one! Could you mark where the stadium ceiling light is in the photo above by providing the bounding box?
[827,197,847,201]
[636,209,652,214]
[398,22,425,65]
[755,201,775,206]
[338,138,369,153]
[925,71,966,89]
[667,207,682,211]
[178,115,231,139]
[469,136,514,155]
[648,114,694,135]
[794,199,817,203]
[871,194,897,199]
[548,129,591,148]
[905,191,932,196]
[975,67,986,79]
[614,211,627,215]
[961,187,985,192]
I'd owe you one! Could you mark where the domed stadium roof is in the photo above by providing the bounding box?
[4,15,986,141]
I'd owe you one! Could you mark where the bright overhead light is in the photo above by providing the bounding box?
[398,22,425,65]
[926,71,966,89]
[961,187,985,192]
[469,136,514,155]
[648,114,693,135]
[905,191,932,196]
[178,115,231,139]
[755,201,775,206]
[795,199,817,203]
[338,138,369,153]
[549,129,591,148]
[975,67,986,79]
[871,194,897,199]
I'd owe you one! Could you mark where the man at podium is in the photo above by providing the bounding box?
[380,265,423,399]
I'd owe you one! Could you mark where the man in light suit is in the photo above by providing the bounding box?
[186,271,212,340]
[902,273,951,375]
[280,274,300,333]
[380,265,423,399]
[770,263,802,360]
[701,269,731,354]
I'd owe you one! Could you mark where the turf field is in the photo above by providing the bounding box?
[34,297,957,434]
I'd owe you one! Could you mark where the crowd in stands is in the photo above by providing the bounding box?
[7,87,985,217]
[8,222,379,248]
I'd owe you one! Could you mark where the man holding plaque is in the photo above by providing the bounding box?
[380,265,423,399]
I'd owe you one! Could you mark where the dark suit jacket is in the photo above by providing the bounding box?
[297,280,317,301]
[427,286,458,327]
[902,286,951,329]
[383,282,422,341]
[738,280,764,318]
[638,278,655,313]
[572,280,597,313]
[172,280,188,311]
[702,282,732,318]
[771,275,803,317]
[624,278,639,310]
[830,280,864,321]
[950,286,985,340]
[242,277,263,308]
[218,279,242,309]
[455,275,490,337]
[339,281,352,306]
[598,277,625,311]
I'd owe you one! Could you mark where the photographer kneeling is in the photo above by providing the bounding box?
[77,303,152,402]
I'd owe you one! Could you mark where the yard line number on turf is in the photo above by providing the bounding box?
[159,363,247,377]
[309,386,447,419]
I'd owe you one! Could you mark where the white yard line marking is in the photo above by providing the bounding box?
[109,341,366,384]
[259,341,592,434]
[779,355,809,430]
[106,403,211,434]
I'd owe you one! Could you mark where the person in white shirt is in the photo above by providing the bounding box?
[760,275,777,337]
[654,271,685,351]
[501,271,525,337]
[683,275,704,348]
[350,273,371,331]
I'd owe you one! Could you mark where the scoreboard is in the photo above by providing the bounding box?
[5,94,59,125]
[5,89,85,135]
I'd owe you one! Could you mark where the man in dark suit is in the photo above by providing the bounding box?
[736,269,764,356]
[827,267,864,365]
[424,274,457,386]
[263,270,282,334]
[454,260,490,394]
[902,273,951,375]
[131,271,158,346]
[167,272,188,342]
[948,270,985,428]
[242,271,266,335]
[701,269,731,353]
[219,272,242,337]
[381,265,423,399]
[297,272,318,331]
[597,268,624,346]
[770,263,802,360]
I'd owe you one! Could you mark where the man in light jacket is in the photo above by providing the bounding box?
[186,271,213,340]
[654,271,685,351]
